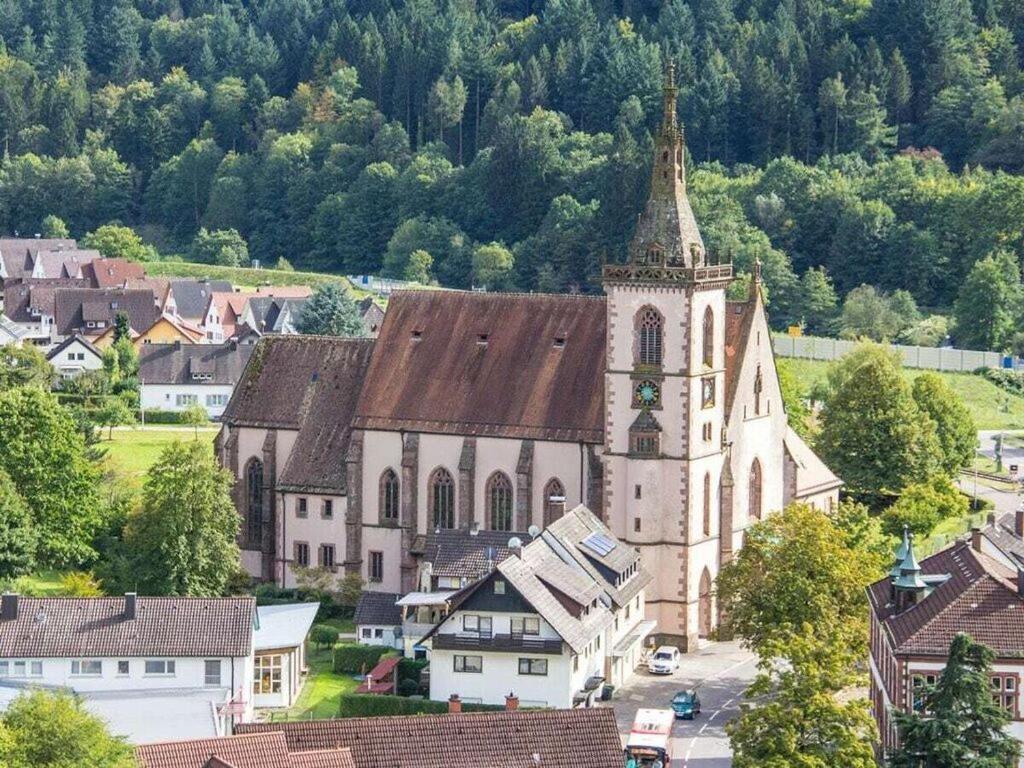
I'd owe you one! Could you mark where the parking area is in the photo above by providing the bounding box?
[605,640,757,767]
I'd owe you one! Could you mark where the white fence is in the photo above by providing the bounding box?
[771,334,1005,372]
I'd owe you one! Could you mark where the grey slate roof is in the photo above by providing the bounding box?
[53,288,159,337]
[0,596,255,658]
[353,592,402,627]
[0,238,77,279]
[138,342,255,386]
[33,249,101,279]
[422,529,528,581]
[170,280,233,321]
[2,278,89,322]
[245,297,309,334]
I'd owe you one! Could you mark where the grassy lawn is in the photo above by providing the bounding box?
[145,261,379,300]
[285,645,359,719]
[12,570,69,595]
[782,358,1024,430]
[101,426,218,483]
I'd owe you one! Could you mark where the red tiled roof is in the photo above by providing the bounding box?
[289,751,357,768]
[0,596,254,658]
[869,541,1024,657]
[83,258,147,288]
[237,706,625,768]
[352,291,606,443]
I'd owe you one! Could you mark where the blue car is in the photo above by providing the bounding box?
[671,690,701,719]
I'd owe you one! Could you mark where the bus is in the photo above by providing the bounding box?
[624,708,674,766]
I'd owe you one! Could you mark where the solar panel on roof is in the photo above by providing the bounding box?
[581,531,617,557]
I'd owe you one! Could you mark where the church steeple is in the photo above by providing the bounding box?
[624,61,707,271]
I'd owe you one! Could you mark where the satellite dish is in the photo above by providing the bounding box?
[528,524,541,539]
[507,536,523,550]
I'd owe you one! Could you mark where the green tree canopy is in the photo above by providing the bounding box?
[882,475,970,538]
[297,282,365,337]
[82,223,156,261]
[0,468,36,580]
[817,345,941,496]
[0,344,53,391]
[188,227,249,267]
[911,373,976,475]
[40,214,69,238]
[892,634,1020,768]
[0,690,134,768]
[0,387,102,567]
[953,250,1023,351]
[116,440,240,596]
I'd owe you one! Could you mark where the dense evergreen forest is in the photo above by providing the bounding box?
[5,0,1024,344]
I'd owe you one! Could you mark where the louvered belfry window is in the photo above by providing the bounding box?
[637,307,663,367]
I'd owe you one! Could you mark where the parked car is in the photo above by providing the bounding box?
[671,689,701,719]
[648,646,680,675]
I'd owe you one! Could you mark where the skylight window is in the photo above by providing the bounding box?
[581,532,617,557]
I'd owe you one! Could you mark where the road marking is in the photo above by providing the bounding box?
[680,692,741,767]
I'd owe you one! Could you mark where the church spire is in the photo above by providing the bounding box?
[621,61,706,270]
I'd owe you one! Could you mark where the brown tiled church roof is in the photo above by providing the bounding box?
[868,540,1024,657]
[274,338,375,493]
[237,707,624,768]
[352,291,606,443]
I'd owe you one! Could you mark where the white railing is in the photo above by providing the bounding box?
[772,334,1005,372]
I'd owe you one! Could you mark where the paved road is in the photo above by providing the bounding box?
[607,640,757,767]
[977,430,1024,463]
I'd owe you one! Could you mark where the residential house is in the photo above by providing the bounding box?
[204,292,249,342]
[0,314,29,347]
[53,288,158,343]
[170,280,233,324]
[136,731,355,767]
[217,68,840,650]
[358,297,385,337]
[423,506,652,708]
[0,593,256,743]
[125,277,174,314]
[0,238,77,282]
[139,341,255,418]
[353,592,403,650]
[46,335,104,379]
[136,316,206,347]
[868,529,1024,764]
[82,258,146,289]
[2,278,89,345]
[251,602,319,709]
[92,324,141,350]
[236,704,625,768]
[32,248,101,280]
[241,297,308,335]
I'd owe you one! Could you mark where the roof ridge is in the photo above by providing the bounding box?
[137,731,285,749]
[391,288,605,302]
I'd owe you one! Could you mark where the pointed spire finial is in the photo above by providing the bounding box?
[660,59,679,136]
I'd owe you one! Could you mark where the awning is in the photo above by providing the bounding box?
[611,620,658,657]
[395,591,457,607]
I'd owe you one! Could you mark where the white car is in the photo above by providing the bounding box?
[648,646,680,675]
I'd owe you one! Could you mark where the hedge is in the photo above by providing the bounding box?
[140,409,187,424]
[336,694,504,718]
[333,644,393,674]
[397,658,429,685]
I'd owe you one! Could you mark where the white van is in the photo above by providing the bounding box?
[648,645,680,675]
[624,708,674,766]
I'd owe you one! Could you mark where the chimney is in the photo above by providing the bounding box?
[505,692,520,711]
[124,592,137,620]
[448,694,462,714]
[971,527,983,552]
[1,593,17,620]
[1016,506,1024,538]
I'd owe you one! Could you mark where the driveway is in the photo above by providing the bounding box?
[607,640,757,767]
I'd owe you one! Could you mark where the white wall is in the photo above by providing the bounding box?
[49,342,102,379]
[142,383,235,417]
[429,647,573,708]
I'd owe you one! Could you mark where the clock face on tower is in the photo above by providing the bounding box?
[634,380,661,408]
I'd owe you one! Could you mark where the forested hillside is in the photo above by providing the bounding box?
[4,0,1024,342]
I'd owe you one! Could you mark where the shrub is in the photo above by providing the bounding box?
[336,694,504,718]
[140,409,186,424]
[332,644,392,674]
[310,623,338,648]
[397,658,428,685]
[397,678,420,697]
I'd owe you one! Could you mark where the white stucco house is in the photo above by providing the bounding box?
[0,593,256,743]
[424,506,653,709]
[139,341,254,419]
[46,334,104,379]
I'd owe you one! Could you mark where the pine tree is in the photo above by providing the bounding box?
[297,282,366,337]
[892,634,1020,768]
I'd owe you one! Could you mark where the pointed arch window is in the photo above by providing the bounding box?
[636,307,663,368]
[702,306,715,369]
[749,459,762,521]
[429,468,454,530]
[245,458,263,545]
[544,478,566,527]
[754,365,763,415]
[379,469,399,523]
[703,472,712,537]
[487,472,514,531]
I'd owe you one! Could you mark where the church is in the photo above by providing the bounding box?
[217,66,840,649]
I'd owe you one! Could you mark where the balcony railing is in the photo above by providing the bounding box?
[431,632,564,655]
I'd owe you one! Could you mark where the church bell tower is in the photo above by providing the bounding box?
[602,62,733,650]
